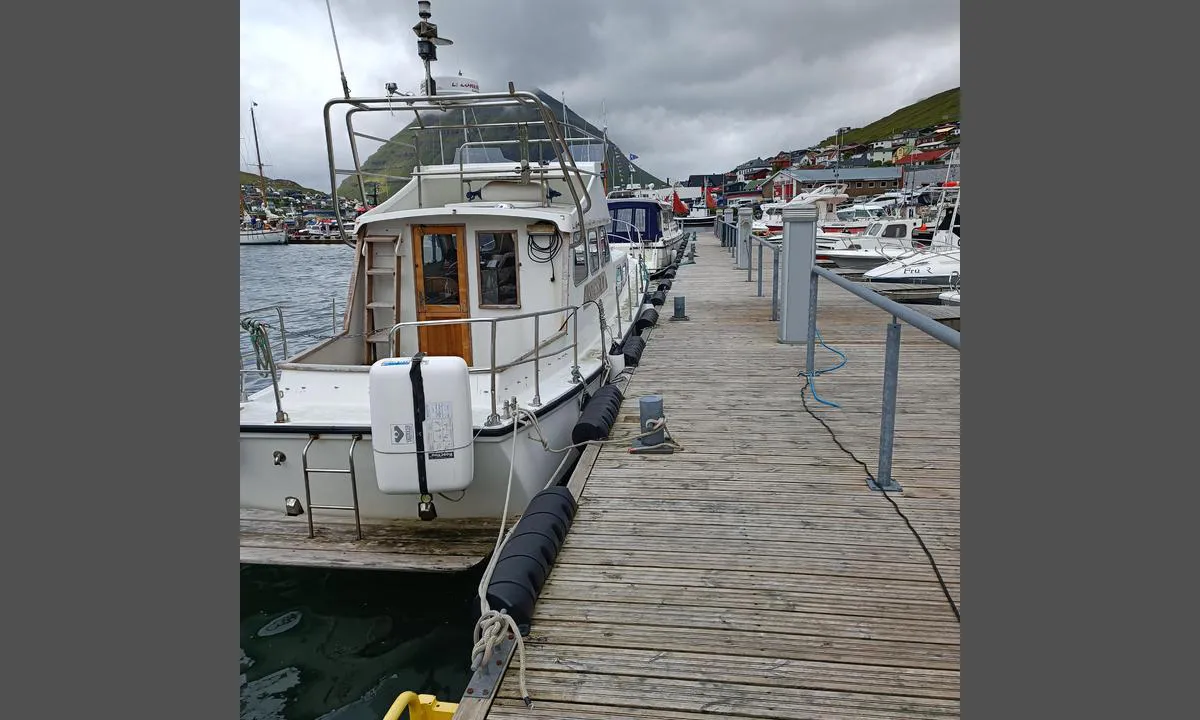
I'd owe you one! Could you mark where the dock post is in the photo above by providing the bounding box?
[723,208,734,248]
[735,207,752,272]
[870,318,904,492]
[777,204,817,344]
[756,242,764,296]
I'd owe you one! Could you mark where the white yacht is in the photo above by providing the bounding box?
[815,218,927,271]
[607,196,688,274]
[239,88,657,545]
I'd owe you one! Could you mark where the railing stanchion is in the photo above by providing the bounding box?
[531,315,542,407]
[870,317,903,492]
[757,242,764,296]
[276,307,289,359]
[806,276,818,378]
[570,310,583,383]
[486,321,501,426]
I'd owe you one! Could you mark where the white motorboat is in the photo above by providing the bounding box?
[679,186,717,226]
[239,86,657,542]
[607,196,687,274]
[815,218,927,271]
[755,184,851,235]
[862,248,960,285]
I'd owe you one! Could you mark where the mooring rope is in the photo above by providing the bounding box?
[240,318,275,374]
[470,411,531,707]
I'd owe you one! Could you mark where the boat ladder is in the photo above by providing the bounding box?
[301,434,364,540]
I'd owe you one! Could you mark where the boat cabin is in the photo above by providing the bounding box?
[241,92,639,432]
[607,197,674,245]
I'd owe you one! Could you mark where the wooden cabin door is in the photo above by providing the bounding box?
[412,225,473,364]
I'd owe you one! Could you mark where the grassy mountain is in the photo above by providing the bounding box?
[239,171,326,196]
[815,87,959,147]
[337,89,664,202]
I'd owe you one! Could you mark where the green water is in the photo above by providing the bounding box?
[240,563,484,720]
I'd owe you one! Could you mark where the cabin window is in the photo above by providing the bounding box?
[476,230,519,307]
[571,232,588,286]
[420,232,460,306]
[599,228,611,265]
[588,228,601,272]
[882,224,908,239]
[613,207,648,241]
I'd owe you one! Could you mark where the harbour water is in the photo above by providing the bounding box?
[240,244,480,719]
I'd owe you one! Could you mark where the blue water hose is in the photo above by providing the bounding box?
[804,326,847,408]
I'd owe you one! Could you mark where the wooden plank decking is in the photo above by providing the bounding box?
[239,509,507,571]
[482,229,961,719]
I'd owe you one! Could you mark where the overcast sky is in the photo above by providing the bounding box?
[240,0,959,191]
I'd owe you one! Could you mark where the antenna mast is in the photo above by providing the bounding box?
[324,0,351,98]
[413,1,453,96]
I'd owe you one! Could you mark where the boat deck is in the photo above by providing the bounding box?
[469,228,961,718]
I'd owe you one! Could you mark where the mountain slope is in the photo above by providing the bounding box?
[337,89,664,201]
[816,87,959,147]
[239,171,326,196]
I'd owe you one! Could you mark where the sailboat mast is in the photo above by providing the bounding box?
[250,103,269,215]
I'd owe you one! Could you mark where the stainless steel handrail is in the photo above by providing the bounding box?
[385,303,595,426]
[748,234,784,320]
[812,266,960,349]
[239,319,288,423]
[240,304,288,358]
[324,90,596,244]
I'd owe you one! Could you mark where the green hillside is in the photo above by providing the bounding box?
[239,171,327,196]
[337,89,665,202]
[817,87,959,147]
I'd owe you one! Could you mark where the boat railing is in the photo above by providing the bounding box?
[386,302,602,426]
[754,211,961,491]
[239,298,341,406]
[447,136,603,205]
[608,217,646,249]
[806,265,959,491]
[324,89,595,243]
[239,307,288,422]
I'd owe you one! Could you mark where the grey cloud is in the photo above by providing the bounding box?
[242,0,958,190]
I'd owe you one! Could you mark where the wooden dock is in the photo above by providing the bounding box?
[239,509,508,571]
[473,229,961,718]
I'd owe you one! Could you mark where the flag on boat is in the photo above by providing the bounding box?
[628,153,638,161]
[705,189,717,210]
[671,191,688,215]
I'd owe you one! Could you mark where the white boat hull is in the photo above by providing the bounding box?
[818,248,907,272]
[241,229,287,245]
[240,368,605,521]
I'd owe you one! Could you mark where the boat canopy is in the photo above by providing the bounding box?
[608,198,665,243]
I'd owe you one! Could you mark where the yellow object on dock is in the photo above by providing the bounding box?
[381,691,458,720]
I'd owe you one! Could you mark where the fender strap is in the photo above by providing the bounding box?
[409,352,436,520]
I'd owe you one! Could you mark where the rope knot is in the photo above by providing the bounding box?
[470,607,531,707]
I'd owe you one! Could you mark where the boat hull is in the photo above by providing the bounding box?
[863,274,958,286]
[241,229,288,245]
[818,253,897,272]
[239,370,606,522]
